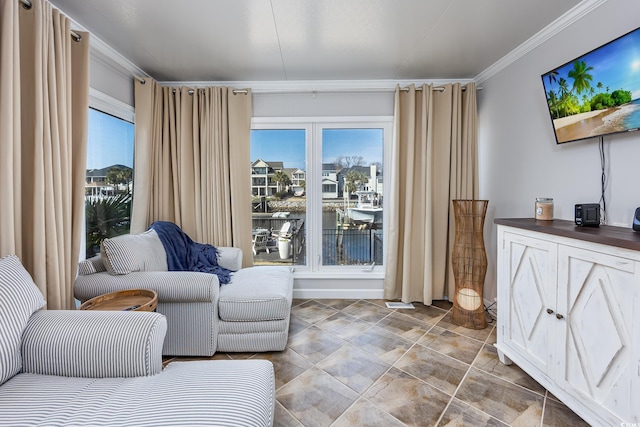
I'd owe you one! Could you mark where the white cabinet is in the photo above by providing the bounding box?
[499,232,557,374]
[496,220,640,426]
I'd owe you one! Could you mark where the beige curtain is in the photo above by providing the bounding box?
[0,0,90,309]
[131,78,253,267]
[384,83,478,304]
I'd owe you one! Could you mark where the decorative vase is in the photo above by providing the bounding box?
[451,199,489,329]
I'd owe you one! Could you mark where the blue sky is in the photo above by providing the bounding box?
[542,27,640,99]
[251,128,383,171]
[86,108,134,170]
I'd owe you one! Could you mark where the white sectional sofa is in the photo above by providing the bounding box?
[0,255,275,426]
[74,229,294,356]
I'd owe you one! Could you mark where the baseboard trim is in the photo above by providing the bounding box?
[293,288,385,300]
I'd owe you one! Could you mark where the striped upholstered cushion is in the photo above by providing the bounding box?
[21,310,166,378]
[77,254,107,275]
[219,266,293,322]
[0,255,46,386]
[101,229,168,275]
[217,330,289,353]
[0,360,275,426]
[74,270,219,303]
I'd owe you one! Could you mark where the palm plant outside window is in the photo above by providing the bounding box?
[85,108,134,259]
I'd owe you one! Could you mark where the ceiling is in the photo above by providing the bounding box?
[50,0,583,83]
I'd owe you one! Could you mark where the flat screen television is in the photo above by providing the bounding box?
[541,26,640,144]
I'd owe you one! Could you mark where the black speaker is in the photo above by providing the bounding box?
[633,207,640,232]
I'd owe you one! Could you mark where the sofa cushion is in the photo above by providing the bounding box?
[219,266,293,322]
[0,255,46,386]
[0,360,274,426]
[101,230,168,275]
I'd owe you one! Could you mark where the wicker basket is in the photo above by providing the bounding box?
[451,200,488,329]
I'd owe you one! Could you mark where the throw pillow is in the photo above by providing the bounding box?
[101,230,168,275]
[0,255,46,386]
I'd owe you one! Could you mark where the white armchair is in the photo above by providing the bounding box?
[0,255,276,427]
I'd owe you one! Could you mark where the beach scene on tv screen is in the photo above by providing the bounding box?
[542,27,640,144]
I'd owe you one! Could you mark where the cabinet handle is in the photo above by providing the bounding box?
[556,313,564,320]
[546,308,554,314]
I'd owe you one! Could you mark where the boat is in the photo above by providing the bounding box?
[346,191,382,225]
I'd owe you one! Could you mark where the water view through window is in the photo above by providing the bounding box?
[84,108,134,259]
[250,126,384,268]
[321,129,383,267]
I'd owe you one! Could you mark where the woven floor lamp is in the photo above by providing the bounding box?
[451,199,489,329]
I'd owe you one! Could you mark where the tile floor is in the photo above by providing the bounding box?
[163,299,590,427]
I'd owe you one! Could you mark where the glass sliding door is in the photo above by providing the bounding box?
[320,128,384,266]
[251,118,390,274]
[250,128,307,266]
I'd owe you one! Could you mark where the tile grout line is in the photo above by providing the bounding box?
[320,299,421,426]
[434,329,494,426]
[364,308,455,426]
[469,347,548,400]
[317,299,404,426]
[540,390,549,427]
[284,300,509,426]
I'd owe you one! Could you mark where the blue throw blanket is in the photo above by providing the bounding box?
[148,221,233,284]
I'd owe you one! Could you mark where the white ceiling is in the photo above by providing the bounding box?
[49,0,584,83]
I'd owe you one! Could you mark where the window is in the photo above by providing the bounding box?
[321,127,384,267]
[251,118,390,274]
[250,128,307,266]
[85,108,134,259]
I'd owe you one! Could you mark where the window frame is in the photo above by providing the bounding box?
[81,89,135,261]
[252,116,392,279]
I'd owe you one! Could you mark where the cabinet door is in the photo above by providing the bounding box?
[499,232,557,373]
[557,245,638,423]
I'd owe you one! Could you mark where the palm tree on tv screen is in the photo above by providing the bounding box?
[547,70,558,88]
[568,60,594,96]
[558,78,570,99]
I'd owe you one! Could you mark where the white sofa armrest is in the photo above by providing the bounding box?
[74,271,220,303]
[21,310,166,378]
[77,255,107,275]
[217,247,243,271]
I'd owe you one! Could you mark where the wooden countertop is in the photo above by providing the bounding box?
[494,218,640,252]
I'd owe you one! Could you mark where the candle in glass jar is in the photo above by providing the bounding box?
[535,198,554,220]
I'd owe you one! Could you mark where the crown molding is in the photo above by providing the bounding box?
[88,35,148,81]
[474,0,608,84]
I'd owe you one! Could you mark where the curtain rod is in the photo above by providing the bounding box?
[20,0,82,42]
[401,85,483,93]
[136,78,249,95]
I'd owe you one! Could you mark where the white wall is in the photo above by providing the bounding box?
[253,91,394,117]
[478,0,640,302]
[90,55,134,107]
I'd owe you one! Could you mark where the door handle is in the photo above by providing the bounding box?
[546,308,554,314]
[556,313,564,320]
